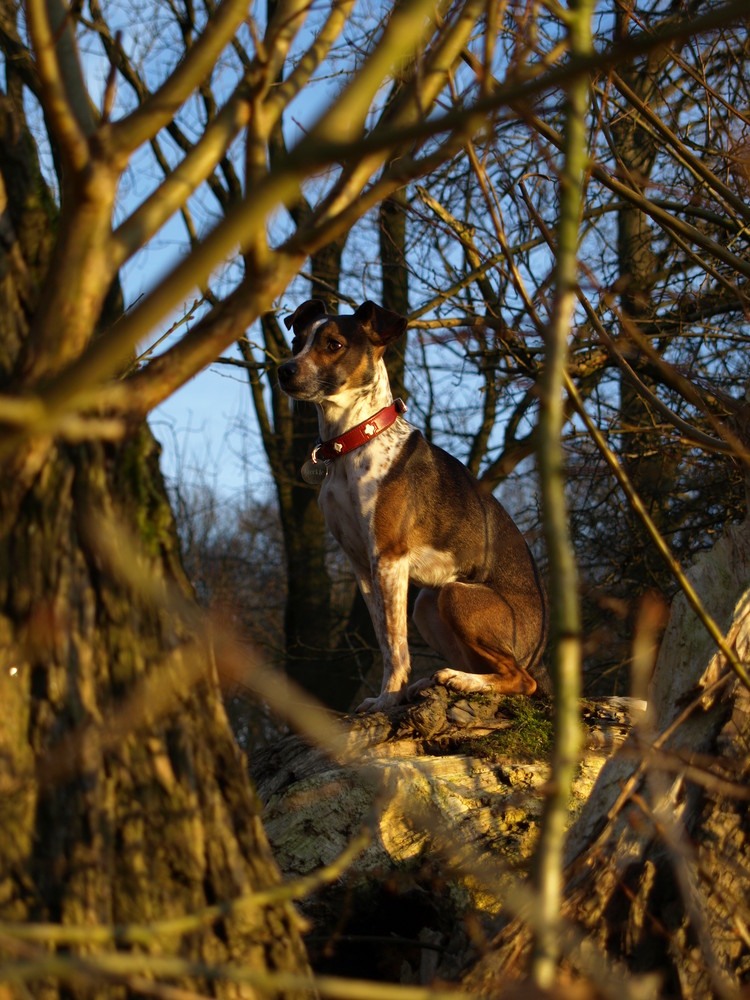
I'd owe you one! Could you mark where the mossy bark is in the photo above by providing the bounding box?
[0,427,312,998]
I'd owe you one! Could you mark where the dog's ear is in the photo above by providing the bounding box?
[284,299,327,334]
[355,301,407,346]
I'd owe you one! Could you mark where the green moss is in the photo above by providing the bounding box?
[457,696,554,762]
[115,425,178,560]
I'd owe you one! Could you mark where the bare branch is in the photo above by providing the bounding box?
[107,0,268,156]
[531,0,591,982]
[26,0,93,173]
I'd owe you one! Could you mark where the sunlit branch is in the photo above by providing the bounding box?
[11,0,749,430]
[282,131,468,263]
[123,298,204,377]
[527,112,750,282]
[235,336,282,481]
[0,827,372,946]
[263,0,356,121]
[415,168,534,477]
[611,71,750,228]
[26,0,92,173]
[369,0,750,179]
[577,290,742,458]
[590,97,750,304]
[62,146,453,420]
[112,256,304,418]
[312,0,450,146]
[309,0,479,228]
[111,85,254,266]
[667,31,750,130]
[607,299,750,458]
[0,943,480,1000]
[531,0,591,984]
[522,171,747,457]
[108,0,265,156]
[119,140,470,416]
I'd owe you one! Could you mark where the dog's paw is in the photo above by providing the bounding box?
[433,667,537,696]
[405,677,436,701]
[432,668,485,693]
[355,691,404,714]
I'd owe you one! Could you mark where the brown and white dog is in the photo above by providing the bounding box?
[278,299,549,713]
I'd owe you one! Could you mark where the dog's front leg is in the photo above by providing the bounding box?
[354,555,411,713]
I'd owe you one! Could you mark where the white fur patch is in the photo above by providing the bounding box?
[307,317,328,337]
[294,317,328,360]
[409,546,458,589]
[433,668,489,692]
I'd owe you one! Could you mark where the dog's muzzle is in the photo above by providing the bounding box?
[277,359,298,390]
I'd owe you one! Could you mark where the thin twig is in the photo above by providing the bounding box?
[563,371,750,692]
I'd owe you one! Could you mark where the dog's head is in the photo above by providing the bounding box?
[277,300,407,403]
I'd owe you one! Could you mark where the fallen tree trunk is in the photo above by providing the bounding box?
[251,688,644,985]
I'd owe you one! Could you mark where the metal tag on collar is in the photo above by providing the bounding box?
[300,443,329,485]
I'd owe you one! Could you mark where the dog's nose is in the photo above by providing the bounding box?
[278,360,297,387]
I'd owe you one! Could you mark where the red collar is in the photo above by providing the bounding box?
[312,399,406,463]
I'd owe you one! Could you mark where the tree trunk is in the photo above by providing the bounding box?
[329,186,414,708]
[0,427,313,998]
[249,244,373,713]
[379,187,409,402]
[277,244,346,706]
[0,73,311,996]
[611,24,676,600]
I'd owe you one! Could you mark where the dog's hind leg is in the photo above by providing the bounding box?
[413,583,539,696]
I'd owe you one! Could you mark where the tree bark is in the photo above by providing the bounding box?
[246,255,368,711]
[0,427,313,998]
[379,186,409,402]
[277,243,350,706]
[0,76,312,998]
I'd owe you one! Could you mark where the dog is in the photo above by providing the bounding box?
[278,299,549,713]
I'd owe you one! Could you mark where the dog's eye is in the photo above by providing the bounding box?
[291,337,303,355]
[327,339,343,353]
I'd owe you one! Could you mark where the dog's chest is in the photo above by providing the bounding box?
[317,431,403,568]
